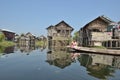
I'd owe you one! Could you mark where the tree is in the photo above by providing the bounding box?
[72,31,79,42]
[0,33,5,42]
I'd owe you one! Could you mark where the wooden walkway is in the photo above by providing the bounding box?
[67,46,120,55]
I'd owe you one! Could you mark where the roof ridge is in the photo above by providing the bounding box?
[100,15,114,23]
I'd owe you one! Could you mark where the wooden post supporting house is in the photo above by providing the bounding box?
[111,41,113,48]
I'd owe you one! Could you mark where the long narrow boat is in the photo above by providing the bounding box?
[67,46,120,55]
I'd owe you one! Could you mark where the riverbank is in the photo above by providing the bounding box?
[67,46,120,55]
[0,41,15,48]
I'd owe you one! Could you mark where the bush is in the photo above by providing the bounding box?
[0,33,5,42]
[0,41,15,48]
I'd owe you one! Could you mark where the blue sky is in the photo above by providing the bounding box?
[0,0,120,36]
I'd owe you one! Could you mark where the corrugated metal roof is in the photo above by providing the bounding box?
[1,29,15,33]
[100,15,114,23]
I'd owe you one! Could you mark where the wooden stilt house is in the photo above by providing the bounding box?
[79,15,114,47]
[46,21,74,47]
[19,32,35,47]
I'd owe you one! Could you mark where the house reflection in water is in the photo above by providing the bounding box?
[18,45,35,54]
[46,47,73,69]
[78,54,120,79]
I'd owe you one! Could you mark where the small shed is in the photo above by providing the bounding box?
[1,29,15,41]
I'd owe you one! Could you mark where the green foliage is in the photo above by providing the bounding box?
[0,33,5,42]
[0,46,5,53]
[67,37,72,45]
[72,31,79,41]
[35,41,46,47]
[0,41,15,48]
[20,33,25,36]
[0,33,15,52]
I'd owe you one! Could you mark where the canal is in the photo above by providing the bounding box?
[0,46,120,80]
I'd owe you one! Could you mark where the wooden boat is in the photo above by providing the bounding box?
[67,46,120,55]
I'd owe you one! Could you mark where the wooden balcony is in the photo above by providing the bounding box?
[52,36,70,40]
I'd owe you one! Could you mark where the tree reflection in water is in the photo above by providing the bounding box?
[0,46,6,53]
[0,43,47,55]
[0,46,14,58]
[17,44,46,55]
[0,46,14,54]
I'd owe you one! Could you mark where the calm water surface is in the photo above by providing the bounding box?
[0,46,120,80]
